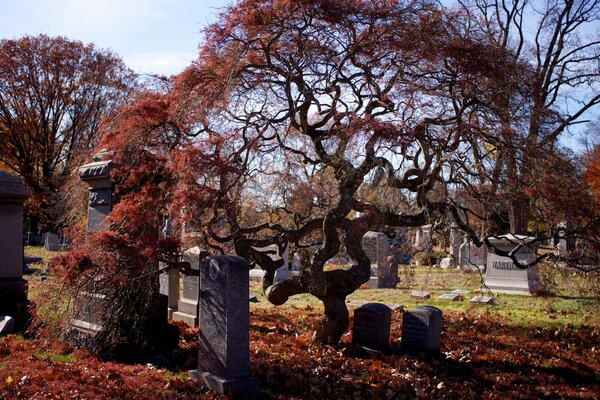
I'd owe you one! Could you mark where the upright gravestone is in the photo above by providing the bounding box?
[70,155,114,335]
[362,231,397,288]
[401,305,442,353]
[189,255,260,396]
[459,238,486,271]
[291,252,301,272]
[0,171,31,331]
[171,246,202,327]
[352,303,392,350]
[79,157,113,233]
[449,226,462,265]
[43,232,60,251]
[483,234,541,295]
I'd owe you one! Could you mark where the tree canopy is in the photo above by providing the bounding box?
[0,34,135,229]
[59,0,600,348]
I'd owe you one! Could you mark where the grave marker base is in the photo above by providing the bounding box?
[189,371,260,397]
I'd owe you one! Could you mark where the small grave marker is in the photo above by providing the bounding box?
[451,289,469,295]
[470,295,494,304]
[410,290,431,299]
[438,293,461,301]
[352,303,392,350]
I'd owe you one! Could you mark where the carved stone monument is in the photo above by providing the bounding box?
[0,171,31,330]
[79,156,113,233]
[189,255,260,396]
[483,234,542,295]
[352,303,392,350]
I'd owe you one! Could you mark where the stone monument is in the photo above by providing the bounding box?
[189,255,260,396]
[0,171,31,330]
[483,234,542,295]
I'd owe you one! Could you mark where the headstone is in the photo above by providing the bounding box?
[69,157,114,336]
[438,293,461,301]
[291,252,301,272]
[362,231,397,288]
[459,238,486,271]
[483,234,541,295]
[0,171,31,331]
[410,290,431,299]
[470,295,494,304]
[401,305,442,352]
[352,303,392,350]
[249,267,266,281]
[79,158,113,232]
[189,255,260,397]
[0,315,15,335]
[421,225,433,252]
[171,246,202,327]
[274,267,291,283]
[440,257,454,269]
[449,227,462,260]
[43,232,60,251]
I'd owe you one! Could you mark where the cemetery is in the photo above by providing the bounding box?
[1,0,600,399]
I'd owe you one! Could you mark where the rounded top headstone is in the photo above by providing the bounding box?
[0,171,31,203]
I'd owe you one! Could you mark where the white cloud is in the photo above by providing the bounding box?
[125,52,196,76]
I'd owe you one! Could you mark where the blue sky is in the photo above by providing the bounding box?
[0,0,231,76]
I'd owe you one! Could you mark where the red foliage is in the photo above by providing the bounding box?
[1,308,599,399]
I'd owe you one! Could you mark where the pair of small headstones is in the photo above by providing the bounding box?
[352,303,442,352]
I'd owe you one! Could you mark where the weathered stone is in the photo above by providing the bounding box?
[410,290,431,299]
[362,231,398,288]
[459,239,487,271]
[352,303,392,350]
[43,232,60,251]
[274,266,292,283]
[483,234,542,295]
[0,315,15,335]
[401,305,442,352]
[189,255,260,397]
[440,257,454,269]
[292,252,301,271]
[438,293,461,301]
[0,171,31,331]
[470,295,494,304]
[79,159,113,232]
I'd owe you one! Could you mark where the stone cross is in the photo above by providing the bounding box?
[189,255,260,396]
[0,171,31,331]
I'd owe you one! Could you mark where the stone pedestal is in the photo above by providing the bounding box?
[483,234,541,295]
[0,171,31,331]
[189,255,260,397]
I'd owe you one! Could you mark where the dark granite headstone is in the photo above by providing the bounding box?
[401,305,442,352]
[189,255,260,396]
[352,303,392,350]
